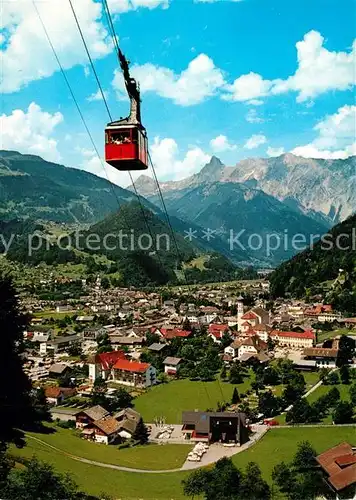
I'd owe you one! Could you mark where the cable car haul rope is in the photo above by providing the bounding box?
[33,0,187,283]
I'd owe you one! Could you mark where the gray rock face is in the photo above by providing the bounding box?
[132,153,356,225]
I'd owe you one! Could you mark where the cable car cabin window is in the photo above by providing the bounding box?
[132,128,138,144]
[110,131,131,145]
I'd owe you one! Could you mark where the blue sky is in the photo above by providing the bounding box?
[1,0,355,186]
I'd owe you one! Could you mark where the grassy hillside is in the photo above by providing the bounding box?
[270,214,356,314]
[0,150,139,223]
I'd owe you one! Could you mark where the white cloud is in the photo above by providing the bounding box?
[1,0,169,94]
[223,72,273,103]
[223,31,356,104]
[267,146,285,157]
[112,54,225,105]
[210,135,236,153]
[87,89,109,102]
[0,102,63,162]
[245,108,264,123]
[150,136,210,180]
[1,0,111,94]
[244,134,267,150]
[272,31,356,102]
[291,105,356,159]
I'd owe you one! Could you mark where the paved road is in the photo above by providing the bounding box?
[26,428,267,474]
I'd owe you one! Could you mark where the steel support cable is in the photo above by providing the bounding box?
[101,0,188,285]
[69,0,168,283]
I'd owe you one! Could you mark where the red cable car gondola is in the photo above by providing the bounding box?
[105,49,148,171]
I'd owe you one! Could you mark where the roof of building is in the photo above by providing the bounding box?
[159,328,192,339]
[182,410,245,434]
[118,418,138,435]
[148,343,167,352]
[163,356,182,366]
[88,350,127,370]
[241,311,258,320]
[81,405,110,421]
[114,407,141,422]
[45,386,62,399]
[303,347,339,358]
[317,442,356,491]
[93,417,121,436]
[113,359,151,373]
[110,336,144,345]
[47,334,80,345]
[48,363,69,374]
[271,330,315,340]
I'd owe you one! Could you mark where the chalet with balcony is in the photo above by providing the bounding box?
[113,359,156,388]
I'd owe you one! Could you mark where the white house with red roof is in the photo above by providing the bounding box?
[113,359,156,388]
[88,351,127,383]
[270,330,315,348]
[208,324,231,343]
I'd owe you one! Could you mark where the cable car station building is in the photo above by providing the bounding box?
[182,411,248,445]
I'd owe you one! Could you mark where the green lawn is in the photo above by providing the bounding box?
[306,382,351,404]
[232,426,356,482]
[303,371,320,389]
[10,438,189,500]
[317,329,352,343]
[10,426,356,499]
[135,377,253,424]
[21,425,190,470]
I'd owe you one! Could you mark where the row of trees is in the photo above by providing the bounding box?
[286,385,355,425]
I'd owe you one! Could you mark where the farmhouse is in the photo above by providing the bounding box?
[82,417,121,445]
[182,411,248,445]
[76,405,110,429]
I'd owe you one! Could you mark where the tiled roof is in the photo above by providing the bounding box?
[82,405,110,421]
[93,417,121,435]
[89,351,127,370]
[241,312,257,320]
[45,386,62,398]
[163,356,182,366]
[317,442,356,490]
[113,359,151,373]
[271,330,315,340]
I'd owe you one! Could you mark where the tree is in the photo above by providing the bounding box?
[240,462,271,500]
[326,371,339,385]
[272,462,295,497]
[66,341,83,357]
[31,388,51,425]
[292,441,317,470]
[336,335,355,366]
[220,330,233,349]
[229,362,244,384]
[349,383,356,406]
[258,391,281,418]
[96,333,112,353]
[318,367,329,383]
[286,399,315,424]
[220,364,227,381]
[1,458,81,500]
[231,388,240,405]
[332,401,354,424]
[340,364,351,384]
[205,457,241,500]
[109,388,133,412]
[0,276,39,447]
[182,469,209,499]
[133,418,149,444]
[282,384,304,407]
